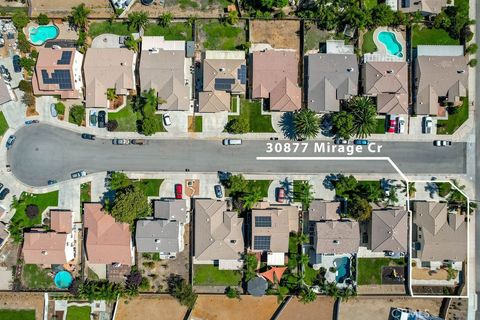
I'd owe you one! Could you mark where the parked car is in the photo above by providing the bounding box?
[0,188,9,200]
[81,133,95,140]
[131,139,146,145]
[396,116,406,134]
[276,187,286,203]
[163,113,172,126]
[98,111,106,128]
[353,139,369,145]
[222,139,242,146]
[334,138,348,145]
[0,183,3,191]
[434,140,452,147]
[112,138,130,145]
[423,116,433,134]
[47,180,57,185]
[71,170,87,179]
[50,103,58,118]
[12,55,21,73]
[25,120,39,125]
[5,135,15,149]
[214,185,223,198]
[387,116,396,133]
[89,110,97,127]
[175,184,183,199]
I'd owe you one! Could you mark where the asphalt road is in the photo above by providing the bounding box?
[7,124,467,187]
[475,0,480,316]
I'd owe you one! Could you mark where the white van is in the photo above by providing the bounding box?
[222,139,242,146]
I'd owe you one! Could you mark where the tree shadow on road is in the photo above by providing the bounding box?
[279,112,297,140]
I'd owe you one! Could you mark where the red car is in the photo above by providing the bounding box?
[387,118,396,133]
[276,187,285,203]
[175,184,183,199]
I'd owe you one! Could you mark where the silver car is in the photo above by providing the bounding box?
[71,170,87,179]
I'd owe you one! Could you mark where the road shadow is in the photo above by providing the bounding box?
[320,114,335,137]
[279,112,297,140]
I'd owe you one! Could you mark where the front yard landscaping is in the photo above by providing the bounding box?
[412,25,460,48]
[0,309,35,320]
[357,258,405,285]
[88,21,131,38]
[22,264,54,289]
[227,99,275,133]
[437,98,469,134]
[144,23,193,40]
[247,180,272,198]
[374,118,386,134]
[199,21,245,50]
[108,105,138,132]
[80,182,91,203]
[194,116,203,132]
[363,0,377,9]
[193,265,242,286]
[66,306,91,320]
[0,111,8,136]
[132,179,163,197]
[362,30,377,54]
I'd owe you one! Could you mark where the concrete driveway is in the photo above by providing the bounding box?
[202,112,228,133]
[161,111,188,133]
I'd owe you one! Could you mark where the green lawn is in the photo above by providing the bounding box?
[437,97,469,134]
[0,309,35,320]
[108,105,139,132]
[0,111,8,136]
[194,116,203,132]
[66,306,91,320]
[144,23,193,40]
[247,180,271,198]
[22,264,54,289]
[363,0,377,9]
[412,25,459,48]
[201,22,245,50]
[228,99,275,133]
[80,182,91,203]
[89,21,131,38]
[132,179,163,197]
[193,265,242,286]
[11,191,59,227]
[304,265,320,286]
[374,118,386,134]
[357,258,405,285]
[230,96,238,113]
[362,30,377,54]
[178,0,199,9]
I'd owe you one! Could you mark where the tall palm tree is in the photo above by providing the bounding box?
[70,4,91,30]
[293,109,320,140]
[128,11,149,31]
[348,96,377,138]
[385,186,399,206]
[159,12,173,27]
[400,181,416,198]
[293,232,309,245]
[295,181,314,209]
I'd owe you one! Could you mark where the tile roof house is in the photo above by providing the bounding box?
[313,220,360,255]
[83,48,136,108]
[370,207,408,253]
[32,47,84,99]
[305,53,358,113]
[199,50,246,113]
[193,199,244,270]
[308,200,341,222]
[139,37,191,111]
[398,0,450,15]
[251,49,301,112]
[414,46,468,115]
[413,201,467,262]
[83,203,133,266]
[363,61,409,114]
[23,210,75,265]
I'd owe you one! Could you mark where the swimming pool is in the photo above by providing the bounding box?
[378,31,403,58]
[28,25,59,45]
[54,271,73,289]
[334,257,350,283]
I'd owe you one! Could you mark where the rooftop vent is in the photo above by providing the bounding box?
[219,67,225,72]
[347,67,354,72]
[230,240,237,244]
[386,70,394,74]
[457,70,466,74]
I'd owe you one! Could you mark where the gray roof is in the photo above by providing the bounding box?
[306,53,358,112]
[370,207,408,253]
[247,276,268,297]
[139,50,190,111]
[153,199,187,223]
[413,202,467,261]
[308,201,341,222]
[314,220,360,254]
[135,219,181,253]
[417,45,464,57]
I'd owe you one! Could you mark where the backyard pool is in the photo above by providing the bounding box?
[334,257,350,283]
[378,31,403,58]
[54,271,73,289]
[28,25,59,45]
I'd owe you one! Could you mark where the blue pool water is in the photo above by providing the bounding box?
[378,31,403,58]
[29,25,59,45]
[54,271,73,289]
[334,257,350,283]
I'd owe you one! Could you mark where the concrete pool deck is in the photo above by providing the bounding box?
[364,27,406,62]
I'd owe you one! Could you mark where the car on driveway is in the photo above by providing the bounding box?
[112,138,130,145]
[0,188,9,200]
[89,110,97,127]
[387,116,396,133]
[214,185,223,198]
[98,111,106,128]
[25,120,39,125]
[434,140,452,147]
[12,55,21,73]
[50,103,58,117]
[163,113,171,126]
[5,135,15,149]
[276,187,286,203]
[71,170,87,179]
[81,133,95,140]
[397,116,405,133]
[175,184,183,199]
[423,116,433,134]
[353,139,369,145]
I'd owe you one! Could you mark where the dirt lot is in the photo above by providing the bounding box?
[129,1,225,18]
[250,20,300,52]
[191,295,279,320]
[0,293,44,320]
[277,297,334,320]
[412,267,450,280]
[116,295,187,320]
[30,0,113,17]
[339,297,443,320]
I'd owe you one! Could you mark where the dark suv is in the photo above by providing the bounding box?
[12,55,21,73]
[98,111,106,128]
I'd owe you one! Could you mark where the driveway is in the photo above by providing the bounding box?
[201,112,228,133]
[161,111,188,133]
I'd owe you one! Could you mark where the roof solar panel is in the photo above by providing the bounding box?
[255,216,272,228]
[253,236,271,251]
[214,78,235,91]
[41,69,72,90]
[57,51,72,65]
[237,65,246,85]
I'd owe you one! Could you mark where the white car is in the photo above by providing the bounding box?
[423,116,433,134]
[71,170,87,179]
[434,140,452,147]
[397,116,405,133]
[163,113,171,126]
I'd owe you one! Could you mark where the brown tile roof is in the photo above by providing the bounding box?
[23,231,69,264]
[370,207,408,252]
[202,57,246,94]
[198,91,230,113]
[50,210,73,234]
[83,203,133,265]
[308,201,341,222]
[314,220,360,254]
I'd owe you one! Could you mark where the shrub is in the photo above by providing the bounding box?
[69,105,85,126]
[55,102,65,115]
[12,11,29,29]
[22,92,35,106]
[18,80,33,93]
[107,120,118,132]
[25,205,39,220]
[225,286,241,299]
[225,117,249,134]
[37,14,50,25]
[468,59,477,67]
[17,32,31,53]
[466,43,478,55]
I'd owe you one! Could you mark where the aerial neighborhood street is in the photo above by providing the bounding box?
[0,0,476,319]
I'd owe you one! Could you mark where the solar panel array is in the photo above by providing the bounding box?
[214,78,235,91]
[57,51,72,65]
[255,216,272,228]
[253,236,271,251]
[41,69,72,90]
[237,65,246,84]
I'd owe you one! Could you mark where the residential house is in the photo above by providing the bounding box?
[23,210,76,265]
[369,206,408,253]
[363,61,409,115]
[308,200,341,222]
[251,203,299,266]
[414,45,468,116]
[250,48,301,112]
[398,0,450,15]
[413,201,467,264]
[198,50,246,113]
[32,47,83,99]
[83,48,136,108]
[83,203,134,266]
[305,44,358,113]
[136,199,188,259]
[313,220,360,255]
[193,199,244,270]
[139,36,191,111]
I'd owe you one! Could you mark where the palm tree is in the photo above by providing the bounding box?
[70,3,91,31]
[128,11,149,31]
[340,286,356,302]
[400,181,416,198]
[107,88,118,101]
[159,12,173,27]
[293,109,320,140]
[299,254,309,266]
[385,186,399,206]
[299,288,317,304]
[357,183,383,203]
[295,181,314,209]
[241,187,263,210]
[348,96,377,138]
[293,232,309,245]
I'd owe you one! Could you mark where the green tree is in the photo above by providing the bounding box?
[243,253,258,281]
[295,181,314,210]
[347,96,377,138]
[385,186,398,206]
[341,5,370,31]
[356,183,383,203]
[37,13,50,25]
[70,3,90,30]
[78,280,124,301]
[108,172,132,190]
[331,111,354,139]
[334,174,358,198]
[369,4,394,27]
[392,11,407,27]
[466,44,478,55]
[158,12,173,27]
[294,109,320,140]
[20,57,36,74]
[468,59,477,67]
[128,11,149,31]
[107,88,118,101]
[111,185,152,225]
[339,286,357,302]
[22,92,35,107]
[400,181,416,198]
[225,117,249,134]
[18,80,33,93]
[69,105,85,126]
[299,288,317,304]
[185,15,197,27]
[223,174,248,195]
[225,286,241,299]
[226,10,239,25]
[12,11,29,29]
[241,187,263,210]
[124,35,140,52]
[348,195,372,221]
[141,116,160,136]
[292,232,309,245]
[171,278,197,309]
